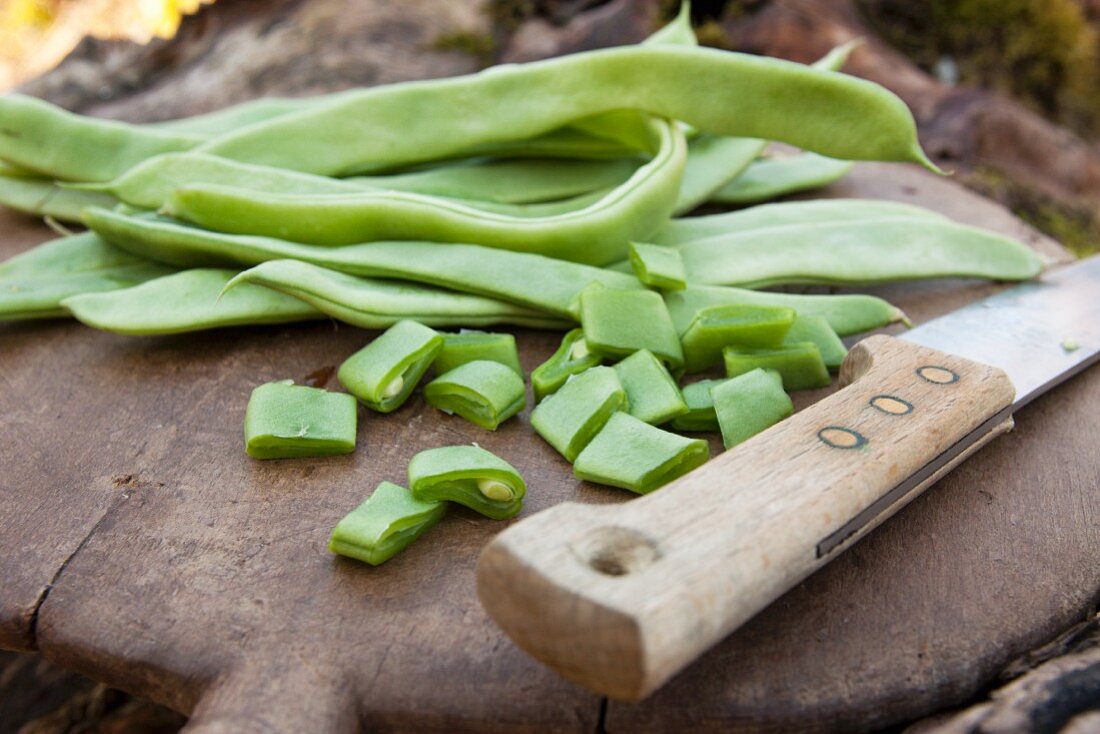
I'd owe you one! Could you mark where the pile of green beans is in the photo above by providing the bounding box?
[0,3,1041,343]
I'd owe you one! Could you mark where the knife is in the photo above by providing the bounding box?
[476,255,1100,700]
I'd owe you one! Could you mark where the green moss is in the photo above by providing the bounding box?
[858,0,1100,138]
[431,30,497,67]
[966,166,1098,257]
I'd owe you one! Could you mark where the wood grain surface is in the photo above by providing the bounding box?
[1,163,1097,732]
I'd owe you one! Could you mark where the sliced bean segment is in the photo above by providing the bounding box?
[337,320,443,413]
[669,379,727,432]
[225,260,567,330]
[784,315,848,370]
[408,444,526,519]
[579,285,684,369]
[243,380,358,460]
[710,152,854,205]
[723,341,830,390]
[573,411,709,494]
[62,268,323,335]
[531,366,626,462]
[613,350,688,425]
[423,360,526,431]
[434,331,522,376]
[199,45,934,174]
[712,368,793,449]
[651,198,945,246]
[630,242,686,290]
[83,207,642,318]
[664,284,907,337]
[681,304,796,374]
[0,232,174,321]
[677,217,1044,287]
[531,329,603,403]
[329,481,447,566]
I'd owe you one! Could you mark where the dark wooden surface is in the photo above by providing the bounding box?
[1,164,1097,733]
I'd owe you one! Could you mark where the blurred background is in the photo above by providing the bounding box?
[1,0,1098,731]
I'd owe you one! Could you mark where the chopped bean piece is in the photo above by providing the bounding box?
[434,330,522,376]
[531,328,603,402]
[681,303,796,374]
[613,349,688,425]
[530,366,626,462]
[423,360,526,430]
[243,380,357,459]
[573,412,709,494]
[329,481,446,565]
[629,242,686,290]
[783,315,848,370]
[338,320,442,413]
[579,284,684,370]
[723,341,830,390]
[669,378,727,432]
[712,368,792,449]
[408,444,526,519]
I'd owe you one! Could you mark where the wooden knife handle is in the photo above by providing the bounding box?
[477,335,1015,700]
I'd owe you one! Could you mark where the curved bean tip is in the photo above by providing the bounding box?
[896,308,913,329]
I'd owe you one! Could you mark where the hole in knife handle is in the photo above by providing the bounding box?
[570,526,661,577]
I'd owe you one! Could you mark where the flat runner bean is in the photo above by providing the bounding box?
[530,366,627,462]
[434,331,523,376]
[712,368,793,449]
[337,320,443,413]
[83,207,642,319]
[423,361,526,431]
[613,350,689,425]
[676,217,1044,287]
[408,445,526,519]
[723,341,831,390]
[680,304,796,374]
[710,152,854,205]
[329,481,447,566]
[243,380,358,459]
[0,165,118,222]
[579,284,684,369]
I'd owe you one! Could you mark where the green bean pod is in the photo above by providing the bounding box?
[165,116,686,264]
[651,198,945,246]
[61,268,323,335]
[676,217,1044,287]
[664,284,907,337]
[0,232,174,320]
[0,165,118,222]
[224,260,569,330]
[0,94,205,182]
[148,97,320,137]
[710,152,854,205]
[82,207,642,318]
[198,45,936,175]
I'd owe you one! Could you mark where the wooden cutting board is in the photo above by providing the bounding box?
[1,163,1096,733]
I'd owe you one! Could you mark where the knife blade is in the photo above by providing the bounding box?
[477,256,1100,701]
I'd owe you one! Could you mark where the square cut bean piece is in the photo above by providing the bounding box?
[408,445,526,519]
[669,378,728,432]
[338,319,442,413]
[531,328,602,403]
[613,349,688,425]
[629,242,686,290]
[329,481,446,565]
[783,315,847,370]
[681,304,796,374]
[434,330,522,376]
[423,360,526,430]
[574,412,710,494]
[243,379,358,459]
[578,284,684,370]
[712,368,793,449]
[530,365,626,462]
[723,341,830,391]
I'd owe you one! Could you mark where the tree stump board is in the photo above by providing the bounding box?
[0,163,1096,733]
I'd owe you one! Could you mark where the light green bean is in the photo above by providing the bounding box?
[147,97,319,136]
[0,232,174,320]
[676,217,1044,287]
[710,152,854,205]
[82,207,643,318]
[651,198,946,246]
[0,165,118,222]
[197,45,935,175]
[61,268,323,334]
[664,284,907,337]
[165,115,685,264]
[224,260,570,330]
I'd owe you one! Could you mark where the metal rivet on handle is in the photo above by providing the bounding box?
[916,365,959,384]
[870,395,914,415]
[817,426,867,450]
